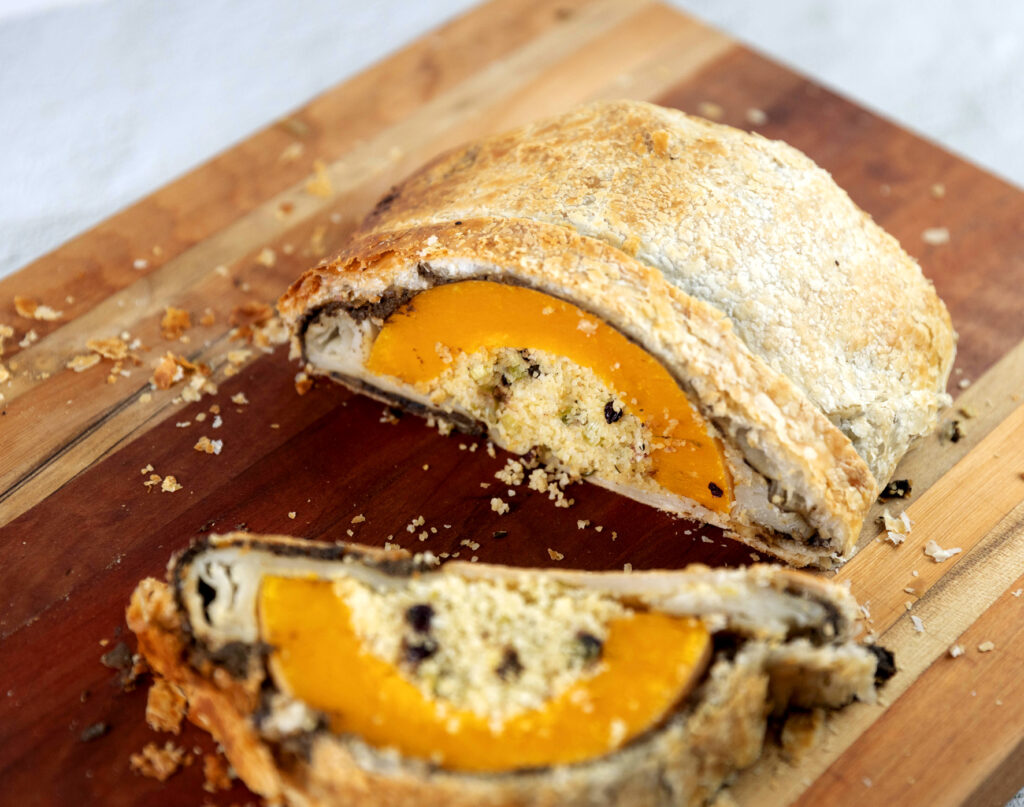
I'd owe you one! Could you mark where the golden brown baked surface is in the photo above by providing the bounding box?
[278,100,955,567]
[355,99,956,486]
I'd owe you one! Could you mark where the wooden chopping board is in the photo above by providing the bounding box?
[1,1,1023,804]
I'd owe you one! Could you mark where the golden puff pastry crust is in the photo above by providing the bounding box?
[279,101,954,567]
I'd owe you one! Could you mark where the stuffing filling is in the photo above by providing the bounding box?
[426,347,658,495]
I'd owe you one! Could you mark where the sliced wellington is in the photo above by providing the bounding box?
[128,534,895,807]
[278,101,955,568]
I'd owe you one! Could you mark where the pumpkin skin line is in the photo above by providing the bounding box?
[259,575,713,772]
[365,280,732,512]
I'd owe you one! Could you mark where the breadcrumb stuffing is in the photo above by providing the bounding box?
[337,572,624,723]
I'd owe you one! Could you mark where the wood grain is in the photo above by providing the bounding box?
[1,1,1022,805]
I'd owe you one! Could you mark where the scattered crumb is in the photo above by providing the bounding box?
[194,436,223,455]
[879,479,912,500]
[202,753,232,793]
[211,415,222,429]
[66,353,101,373]
[697,101,724,120]
[941,419,964,443]
[86,337,132,361]
[161,475,183,493]
[881,507,912,545]
[160,307,191,340]
[14,295,63,321]
[910,615,924,633]
[129,741,187,782]
[948,644,964,658]
[379,407,400,425]
[140,464,153,474]
[490,497,510,515]
[351,514,365,524]
[547,548,564,561]
[231,392,250,405]
[924,540,962,563]
[145,678,186,734]
[0,323,13,355]
[623,563,633,573]
[255,247,277,267]
[195,412,207,422]
[199,308,216,327]
[175,421,190,428]
[19,329,38,348]
[745,107,768,126]
[1012,589,1022,598]
[931,182,946,199]
[287,511,296,520]
[133,258,149,270]
[978,641,995,653]
[957,378,971,390]
[922,226,950,246]
[294,371,313,395]
[305,159,334,197]
[576,519,590,530]
[279,141,304,163]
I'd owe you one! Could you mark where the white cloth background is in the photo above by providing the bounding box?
[1,0,1023,280]
[0,2,1021,801]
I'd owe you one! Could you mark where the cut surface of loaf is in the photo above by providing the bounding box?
[278,100,955,568]
[128,533,894,807]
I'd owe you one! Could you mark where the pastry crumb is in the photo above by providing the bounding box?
[230,392,250,405]
[145,678,186,734]
[160,307,191,340]
[547,548,564,561]
[978,641,995,652]
[490,497,510,515]
[202,752,232,793]
[194,436,223,455]
[129,741,187,781]
[14,295,63,321]
[256,247,277,267]
[745,107,768,126]
[66,353,101,373]
[910,615,924,633]
[697,101,724,120]
[880,508,912,545]
[948,644,964,658]
[287,511,296,520]
[922,226,950,245]
[305,159,334,197]
[161,475,183,493]
[924,540,962,563]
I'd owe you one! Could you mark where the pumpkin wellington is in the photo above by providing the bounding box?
[260,575,712,771]
[365,280,732,513]
[130,534,896,805]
